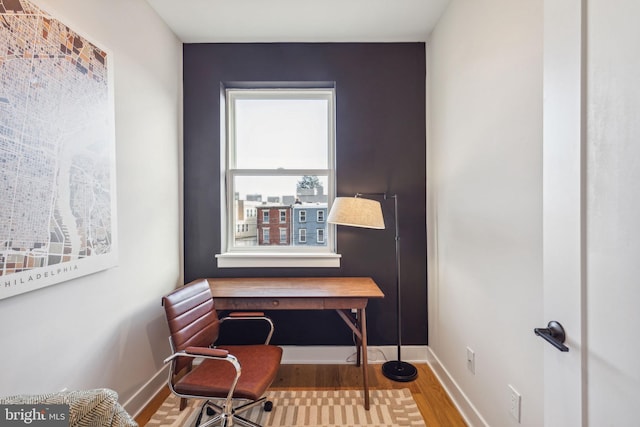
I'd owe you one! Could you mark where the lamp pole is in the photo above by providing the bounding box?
[353,193,417,381]
[380,193,417,381]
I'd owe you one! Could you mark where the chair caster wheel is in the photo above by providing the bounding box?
[264,401,273,412]
[206,406,216,416]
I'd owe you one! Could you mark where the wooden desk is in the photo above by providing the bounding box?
[204,277,385,410]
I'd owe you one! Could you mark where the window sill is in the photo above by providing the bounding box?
[215,252,341,268]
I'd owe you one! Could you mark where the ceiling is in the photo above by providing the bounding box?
[145,0,450,43]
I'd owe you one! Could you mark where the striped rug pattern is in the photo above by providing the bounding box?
[147,389,426,427]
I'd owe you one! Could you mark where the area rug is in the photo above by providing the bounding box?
[146,389,426,427]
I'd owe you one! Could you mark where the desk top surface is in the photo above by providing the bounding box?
[203,277,385,299]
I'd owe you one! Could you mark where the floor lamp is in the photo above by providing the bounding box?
[327,193,418,382]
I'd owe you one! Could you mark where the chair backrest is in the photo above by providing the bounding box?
[162,279,220,373]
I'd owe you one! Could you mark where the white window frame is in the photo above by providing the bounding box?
[216,87,340,268]
[317,210,325,223]
[317,228,325,244]
[299,228,307,243]
[279,209,287,224]
[299,210,307,223]
[262,228,270,244]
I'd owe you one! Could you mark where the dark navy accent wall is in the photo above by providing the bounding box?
[183,43,427,346]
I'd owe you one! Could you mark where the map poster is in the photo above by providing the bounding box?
[0,0,117,300]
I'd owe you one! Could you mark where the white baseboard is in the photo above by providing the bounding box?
[280,345,430,364]
[425,347,489,427]
[123,345,430,418]
[123,364,169,419]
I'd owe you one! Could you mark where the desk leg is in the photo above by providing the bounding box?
[355,310,362,368]
[359,308,370,410]
[335,308,371,410]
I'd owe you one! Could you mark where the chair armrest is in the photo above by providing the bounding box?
[220,313,275,344]
[227,311,266,317]
[163,346,242,402]
[163,346,237,366]
[185,346,229,358]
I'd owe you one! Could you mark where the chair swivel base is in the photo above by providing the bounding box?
[198,397,270,427]
[206,401,272,417]
[382,360,418,382]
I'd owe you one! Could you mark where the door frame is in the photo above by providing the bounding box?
[542,0,587,425]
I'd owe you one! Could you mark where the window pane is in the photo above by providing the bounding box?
[232,175,328,248]
[234,175,328,203]
[234,99,329,169]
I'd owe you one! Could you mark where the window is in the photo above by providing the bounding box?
[317,228,325,243]
[317,210,325,222]
[299,228,307,243]
[217,86,339,268]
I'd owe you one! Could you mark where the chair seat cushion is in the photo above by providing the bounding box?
[174,344,282,401]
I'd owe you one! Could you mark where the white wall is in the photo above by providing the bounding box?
[0,0,182,415]
[586,0,640,424]
[426,0,543,425]
[429,0,640,425]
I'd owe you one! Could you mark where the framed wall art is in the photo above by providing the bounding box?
[0,0,117,300]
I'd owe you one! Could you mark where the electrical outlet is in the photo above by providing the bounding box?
[508,384,521,422]
[466,347,475,374]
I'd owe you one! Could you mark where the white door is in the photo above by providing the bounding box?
[542,0,585,425]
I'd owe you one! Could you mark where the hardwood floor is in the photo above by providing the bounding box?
[135,363,467,426]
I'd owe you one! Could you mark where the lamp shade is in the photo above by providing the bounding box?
[327,197,385,229]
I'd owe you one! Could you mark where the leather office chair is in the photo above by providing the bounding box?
[162,279,283,427]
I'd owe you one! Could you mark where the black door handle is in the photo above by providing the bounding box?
[534,321,569,352]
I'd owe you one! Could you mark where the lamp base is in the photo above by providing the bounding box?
[382,360,418,382]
